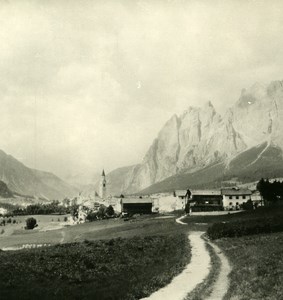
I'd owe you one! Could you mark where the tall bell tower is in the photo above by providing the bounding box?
[99,169,107,199]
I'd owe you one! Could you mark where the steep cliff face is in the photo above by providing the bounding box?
[122,80,283,194]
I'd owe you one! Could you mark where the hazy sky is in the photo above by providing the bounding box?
[1,0,283,180]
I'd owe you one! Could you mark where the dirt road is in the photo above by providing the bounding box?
[141,231,211,300]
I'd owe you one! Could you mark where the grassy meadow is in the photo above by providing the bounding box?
[216,232,283,300]
[182,207,283,300]
[0,218,190,299]
[0,215,185,248]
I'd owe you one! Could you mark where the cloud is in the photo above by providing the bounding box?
[0,0,283,179]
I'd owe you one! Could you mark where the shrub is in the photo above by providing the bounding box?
[97,205,107,219]
[13,219,17,224]
[7,218,12,224]
[86,212,97,222]
[242,200,254,210]
[64,216,68,222]
[207,215,283,239]
[25,217,37,230]
[106,205,114,217]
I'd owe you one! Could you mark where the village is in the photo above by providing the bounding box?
[1,1,283,299]
[70,170,263,224]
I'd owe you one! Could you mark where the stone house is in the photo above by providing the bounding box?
[221,188,252,210]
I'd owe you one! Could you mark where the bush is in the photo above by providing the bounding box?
[242,200,254,210]
[7,218,12,224]
[105,205,114,217]
[25,217,37,230]
[86,212,98,222]
[97,205,107,219]
[64,216,68,222]
[207,215,283,239]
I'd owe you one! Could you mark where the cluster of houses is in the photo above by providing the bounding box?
[69,170,264,223]
[174,187,263,212]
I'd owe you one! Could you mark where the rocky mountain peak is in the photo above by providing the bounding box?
[109,79,283,195]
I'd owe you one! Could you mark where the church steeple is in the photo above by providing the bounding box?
[99,169,107,199]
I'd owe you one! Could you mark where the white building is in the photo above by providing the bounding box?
[221,188,252,210]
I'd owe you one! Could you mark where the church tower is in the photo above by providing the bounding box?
[99,169,107,199]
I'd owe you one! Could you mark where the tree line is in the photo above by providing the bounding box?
[257,178,283,204]
[12,201,69,216]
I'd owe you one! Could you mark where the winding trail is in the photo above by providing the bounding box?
[176,215,188,225]
[205,241,231,300]
[141,231,210,300]
[59,230,66,244]
[141,215,232,300]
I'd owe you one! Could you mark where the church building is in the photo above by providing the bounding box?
[99,169,107,199]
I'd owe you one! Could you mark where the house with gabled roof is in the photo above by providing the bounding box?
[190,190,223,212]
[221,188,252,210]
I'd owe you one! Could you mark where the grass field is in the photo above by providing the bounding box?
[216,232,283,300]
[0,227,190,299]
[182,207,283,230]
[0,214,70,248]
[0,215,185,248]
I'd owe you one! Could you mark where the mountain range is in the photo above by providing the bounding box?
[1,80,283,198]
[107,80,283,195]
[0,150,78,200]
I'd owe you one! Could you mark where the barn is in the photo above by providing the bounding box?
[121,198,153,215]
[190,190,223,212]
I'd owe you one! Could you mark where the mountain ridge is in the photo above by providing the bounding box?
[110,79,283,194]
[0,149,78,200]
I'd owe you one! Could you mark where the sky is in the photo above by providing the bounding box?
[1,0,283,181]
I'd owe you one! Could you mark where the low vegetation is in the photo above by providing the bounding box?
[12,201,69,215]
[216,232,283,300]
[0,233,190,300]
[25,217,37,230]
[207,207,283,239]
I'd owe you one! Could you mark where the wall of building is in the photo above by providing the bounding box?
[223,194,251,209]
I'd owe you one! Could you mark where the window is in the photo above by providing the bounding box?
[229,202,232,206]
[236,196,239,199]
[229,196,232,199]
[243,196,246,199]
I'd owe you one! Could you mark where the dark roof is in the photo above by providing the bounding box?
[191,190,221,196]
[221,188,252,196]
[122,198,153,204]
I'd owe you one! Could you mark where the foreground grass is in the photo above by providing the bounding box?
[183,207,283,231]
[0,233,190,300]
[215,232,283,300]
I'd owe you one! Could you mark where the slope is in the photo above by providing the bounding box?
[0,149,78,200]
[138,143,283,194]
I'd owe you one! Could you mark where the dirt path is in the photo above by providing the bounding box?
[141,231,210,300]
[176,215,188,225]
[205,241,231,300]
[59,230,66,244]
